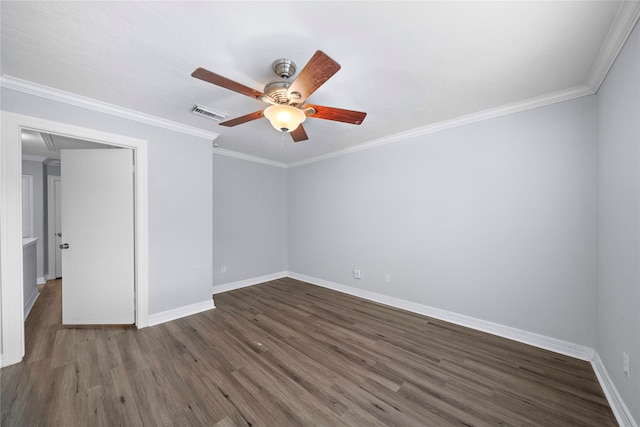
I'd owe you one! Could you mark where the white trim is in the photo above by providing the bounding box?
[1,111,150,367]
[24,288,40,321]
[21,154,47,162]
[0,79,600,171]
[148,299,215,327]
[289,85,594,168]
[212,271,288,295]
[1,112,26,367]
[213,148,287,169]
[3,76,596,171]
[133,141,150,329]
[47,175,62,281]
[0,76,220,141]
[37,276,46,285]
[592,352,638,427]
[286,272,595,362]
[587,1,640,92]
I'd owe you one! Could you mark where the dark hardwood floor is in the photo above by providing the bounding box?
[2,278,617,426]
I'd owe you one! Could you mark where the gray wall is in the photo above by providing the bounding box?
[596,21,640,423]
[3,87,214,315]
[21,159,45,279]
[22,242,38,318]
[288,95,598,347]
[213,154,287,285]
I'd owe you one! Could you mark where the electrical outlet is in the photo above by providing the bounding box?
[623,352,630,377]
[384,274,391,284]
[353,269,362,279]
[221,266,226,273]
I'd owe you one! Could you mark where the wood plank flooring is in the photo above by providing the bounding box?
[1,278,617,426]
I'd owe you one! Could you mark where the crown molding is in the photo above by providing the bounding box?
[21,154,47,162]
[40,132,56,151]
[288,84,594,168]
[0,75,220,141]
[213,147,287,169]
[587,1,640,91]
[0,75,603,171]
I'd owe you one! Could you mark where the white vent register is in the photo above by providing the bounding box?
[191,104,227,122]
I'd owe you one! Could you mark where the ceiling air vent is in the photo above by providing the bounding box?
[191,104,227,122]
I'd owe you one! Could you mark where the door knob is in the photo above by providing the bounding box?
[59,243,69,249]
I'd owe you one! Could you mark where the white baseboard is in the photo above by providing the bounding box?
[212,271,287,295]
[1,352,21,368]
[37,276,46,285]
[148,299,215,327]
[286,272,594,362]
[592,352,638,427]
[146,270,289,328]
[24,288,40,320]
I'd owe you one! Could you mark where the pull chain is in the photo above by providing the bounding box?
[281,129,286,147]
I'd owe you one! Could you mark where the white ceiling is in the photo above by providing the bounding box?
[2,1,638,164]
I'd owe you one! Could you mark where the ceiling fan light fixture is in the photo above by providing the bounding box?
[192,50,365,143]
[264,104,306,132]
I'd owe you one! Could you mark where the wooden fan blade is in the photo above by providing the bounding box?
[287,51,341,103]
[290,124,308,142]
[192,67,267,101]
[219,110,265,127]
[303,104,367,125]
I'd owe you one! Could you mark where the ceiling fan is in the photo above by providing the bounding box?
[191,50,366,142]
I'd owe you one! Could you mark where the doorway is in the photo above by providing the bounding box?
[0,111,149,367]
[47,175,62,280]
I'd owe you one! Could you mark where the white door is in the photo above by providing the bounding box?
[61,149,135,325]
[53,178,63,278]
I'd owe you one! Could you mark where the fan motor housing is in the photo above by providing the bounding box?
[264,78,292,104]
[264,58,301,104]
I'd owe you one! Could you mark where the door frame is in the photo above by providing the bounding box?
[1,111,149,367]
[46,175,62,281]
